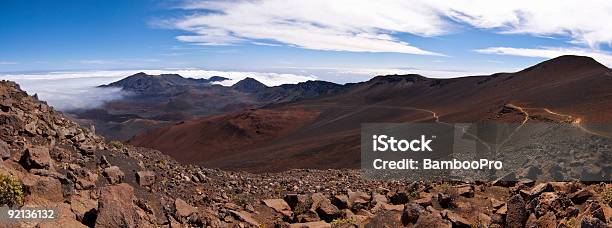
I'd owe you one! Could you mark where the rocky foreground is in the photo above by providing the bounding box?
[0,80,611,227]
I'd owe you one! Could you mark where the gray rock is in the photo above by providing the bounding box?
[103,166,124,185]
[136,171,155,187]
[0,140,10,160]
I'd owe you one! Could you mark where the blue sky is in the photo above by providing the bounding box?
[2,0,612,84]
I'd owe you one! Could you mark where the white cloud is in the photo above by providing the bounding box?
[1,74,129,111]
[169,0,612,55]
[475,47,612,67]
[79,60,114,65]
[0,61,19,65]
[333,67,488,78]
[433,0,612,48]
[172,0,447,55]
[0,69,317,110]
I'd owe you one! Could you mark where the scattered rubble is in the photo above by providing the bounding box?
[0,80,610,227]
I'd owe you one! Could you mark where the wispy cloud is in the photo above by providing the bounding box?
[170,0,447,55]
[433,1,612,48]
[475,47,612,67]
[79,59,114,65]
[0,61,19,65]
[167,0,612,57]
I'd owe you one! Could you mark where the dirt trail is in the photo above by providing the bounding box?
[517,104,610,138]
[301,104,493,150]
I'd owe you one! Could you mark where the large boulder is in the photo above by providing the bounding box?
[95,183,141,228]
[22,146,52,169]
[22,175,64,202]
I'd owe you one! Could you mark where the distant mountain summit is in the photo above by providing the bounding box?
[520,55,608,75]
[208,76,230,82]
[130,55,612,172]
[101,72,228,94]
[231,77,268,93]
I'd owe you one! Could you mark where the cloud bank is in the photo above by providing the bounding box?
[0,69,317,111]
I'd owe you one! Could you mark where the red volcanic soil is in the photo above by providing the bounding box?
[130,56,612,172]
[129,108,320,163]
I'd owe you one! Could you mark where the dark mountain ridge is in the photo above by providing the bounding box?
[230,77,268,93]
[130,55,612,172]
[100,72,229,94]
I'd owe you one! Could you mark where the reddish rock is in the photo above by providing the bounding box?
[492,172,517,187]
[70,194,97,223]
[331,194,349,209]
[437,193,454,208]
[506,194,527,228]
[534,192,572,216]
[444,210,472,228]
[414,211,452,228]
[288,221,331,228]
[22,146,52,169]
[263,198,293,217]
[524,213,537,228]
[453,185,474,198]
[536,212,556,228]
[95,183,141,228]
[370,193,387,205]
[228,210,260,226]
[569,188,593,204]
[174,198,197,218]
[413,192,433,207]
[102,166,124,185]
[37,217,88,228]
[490,197,504,209]
[136,171,155,187]
[401,203,424,225]
[315,199,341,222]
[519,183,553,199]
[23,175,63,202]
[347,191,370,210]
